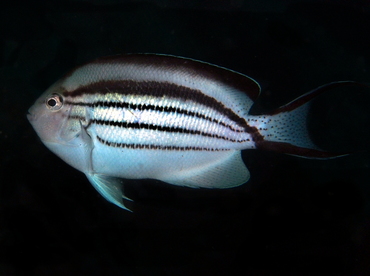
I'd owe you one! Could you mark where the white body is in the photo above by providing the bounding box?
[28,54,331,211]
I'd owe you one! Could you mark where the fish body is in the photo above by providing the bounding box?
[27,54,347,211]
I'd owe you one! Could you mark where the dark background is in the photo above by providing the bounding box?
[1,0,370,275]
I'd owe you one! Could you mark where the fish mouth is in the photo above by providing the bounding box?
[27,110,35,122]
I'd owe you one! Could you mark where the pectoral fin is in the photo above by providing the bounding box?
[85,174,133,212]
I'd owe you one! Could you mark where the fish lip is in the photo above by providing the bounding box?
[26,110,35,122]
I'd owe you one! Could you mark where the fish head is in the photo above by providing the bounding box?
[27,80,73,144]
[28,80,92,172]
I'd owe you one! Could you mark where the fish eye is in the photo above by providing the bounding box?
[46,93,64,111]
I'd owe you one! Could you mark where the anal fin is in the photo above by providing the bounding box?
[85,174,133,212]
[161,151,250,189]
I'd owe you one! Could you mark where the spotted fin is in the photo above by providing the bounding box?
[85,173,133,211]
[254,81,364,158]
[160,150,249,188]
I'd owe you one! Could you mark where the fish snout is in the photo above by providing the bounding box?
[27,111,35,122]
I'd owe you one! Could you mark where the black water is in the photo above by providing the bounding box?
[1,0,370,275]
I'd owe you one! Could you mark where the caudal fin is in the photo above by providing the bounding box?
[250,81,364,159]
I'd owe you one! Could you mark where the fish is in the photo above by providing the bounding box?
[27,54,354,211]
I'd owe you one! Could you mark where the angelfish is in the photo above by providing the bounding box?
[27,54,349,211]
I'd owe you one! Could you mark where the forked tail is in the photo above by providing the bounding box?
[249,81,365,159]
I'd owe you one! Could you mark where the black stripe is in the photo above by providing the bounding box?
[92,119,250,143]
[66,100,244,133]
[64,80,248,129]
[96,136,230,151]
[68,115,87,122]
[62,54,260,101]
